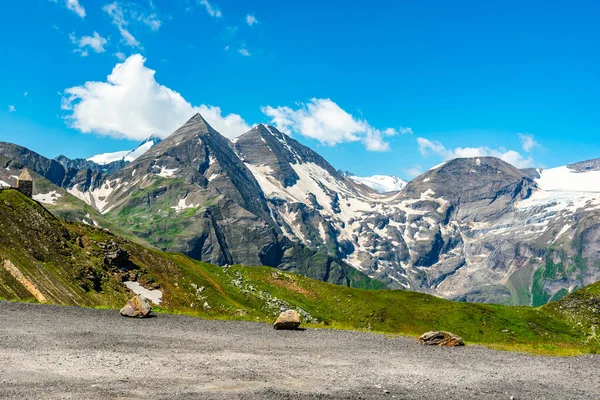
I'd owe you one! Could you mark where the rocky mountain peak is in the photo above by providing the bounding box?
[403,157,537,222]
[234,124,346,188]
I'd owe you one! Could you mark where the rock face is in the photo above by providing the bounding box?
[274,310,301,330]
[99,240,130,268]
[418,331,464,347]
[120,295,152,318]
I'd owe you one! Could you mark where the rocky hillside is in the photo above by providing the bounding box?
[40,116,378,289]
[1,188,599,354]
[3,114,600,306]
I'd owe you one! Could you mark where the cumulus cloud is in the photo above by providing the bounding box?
[8,105,16,113]
[246,15,258,26]
[61,54,251,140]
[50,0,85,18]
[417,137,535,168]
[199,0,222,18]
[261,99,402,152]
[518,133,540,153]
[115,52,126,61]
[70,32,108,56]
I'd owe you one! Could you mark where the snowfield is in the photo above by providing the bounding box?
[350,175,407,193]
[124,281,163,305]
[87,137,160,165]
[536,166,600,192]
[32,190,62,205]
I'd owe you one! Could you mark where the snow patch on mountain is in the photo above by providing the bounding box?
[68,179,123,214]
[87,136,161,165]
[88,150,130,165]
[124,281,162,305]
[517,165,600,214]
[156,167,178,178]
[350,175,407,193]
[33,190,62,205]
[537,166,600,192]
[171,197,198,213]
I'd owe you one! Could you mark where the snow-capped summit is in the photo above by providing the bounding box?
[349,175,407,193]
[88,135,162,165]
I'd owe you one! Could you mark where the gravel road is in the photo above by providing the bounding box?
[0,301,597,399]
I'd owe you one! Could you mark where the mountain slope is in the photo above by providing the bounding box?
[398,157,600,305]
[349,174,407,193]
[1,187,599,354]
[0,142,67,186]
[234,124,412,285]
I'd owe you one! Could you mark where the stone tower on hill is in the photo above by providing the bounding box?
[17,169,33,198]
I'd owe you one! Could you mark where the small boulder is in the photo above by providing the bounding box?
[274,310,301,330]
[120,295,152,318]
[418,331,464,347]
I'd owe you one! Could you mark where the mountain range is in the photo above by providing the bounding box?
[1,113,599,306]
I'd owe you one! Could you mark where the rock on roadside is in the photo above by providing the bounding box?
[120,295,152,318]
[418,331,464,347]
[274,310,301,330]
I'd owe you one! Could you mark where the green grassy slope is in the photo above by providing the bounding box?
[0,189,598,355]
[31,173,153,248]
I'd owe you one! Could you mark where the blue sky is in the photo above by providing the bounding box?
[0,0,598,179]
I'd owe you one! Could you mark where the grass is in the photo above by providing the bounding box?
[1,188,600,356]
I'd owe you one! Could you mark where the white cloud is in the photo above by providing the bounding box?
[238,48,251,57]
[8,105,16,113]
[136,12,161,31]
[103,2,162,47]
[66,0,85,18]
[61,54,251,140]
[261,98,400,152]
[115,52,126,61]
[199,0,222,18]
[103,2,140,48]
[246,15,258,26]
[417,137,535,168]
[518,133,540,153]
[404,165,423,178]
[50,0,86,18]
[70,32,108,56]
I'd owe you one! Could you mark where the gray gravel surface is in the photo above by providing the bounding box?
[0,301,597,399]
